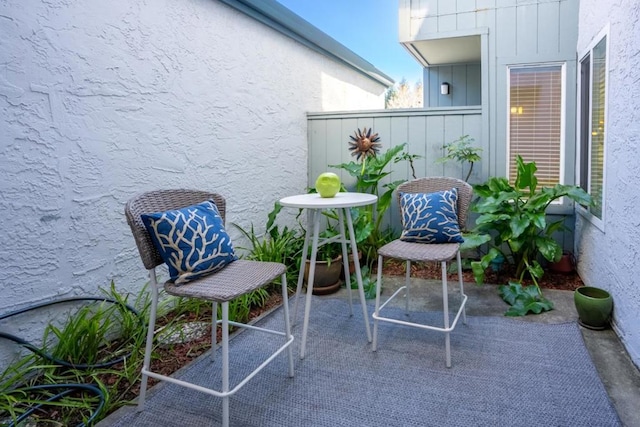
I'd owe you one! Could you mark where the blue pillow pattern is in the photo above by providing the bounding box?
[141,200,237,284]
[399,188,464,244]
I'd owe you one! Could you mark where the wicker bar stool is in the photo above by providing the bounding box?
[372,177,472,368]
[125,189,294,427]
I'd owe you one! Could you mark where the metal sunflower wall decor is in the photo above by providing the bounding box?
[348,127,382,162]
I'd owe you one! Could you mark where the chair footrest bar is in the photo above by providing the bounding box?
[377,286,408,313]
[373,292,468,333]
[141,334,294,399]
[217,319,289,338]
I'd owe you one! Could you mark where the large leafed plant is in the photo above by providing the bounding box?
[469,155,592,316]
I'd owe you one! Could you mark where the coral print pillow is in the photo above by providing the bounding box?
[141,200,237,285]
[399,188,464,244]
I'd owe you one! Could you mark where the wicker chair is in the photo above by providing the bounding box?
[372,177,472,368]
[125,189,294,427]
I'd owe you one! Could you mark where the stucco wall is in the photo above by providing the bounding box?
[575,0,640,367]
[0,0,386,366]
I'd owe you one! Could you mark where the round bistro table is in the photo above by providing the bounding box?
[279,192,378,359]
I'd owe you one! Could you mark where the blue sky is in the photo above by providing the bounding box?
[275,0,423,85]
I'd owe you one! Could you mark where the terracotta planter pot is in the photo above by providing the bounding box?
[304,255,342,295]
[340,250,362,279]
[574,286,613,330]
[550,252,575,273]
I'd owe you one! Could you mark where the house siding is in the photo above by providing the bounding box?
[575,0,640,367]
[423,63,482,107]
[403,0,579,194]
[0,0,386,368]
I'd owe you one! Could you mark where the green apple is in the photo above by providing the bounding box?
[315,172,341,198]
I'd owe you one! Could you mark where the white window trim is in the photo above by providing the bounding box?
[576,24,609,231]
[506,62,567,206]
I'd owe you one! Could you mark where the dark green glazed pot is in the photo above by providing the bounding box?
[574,286,613,330]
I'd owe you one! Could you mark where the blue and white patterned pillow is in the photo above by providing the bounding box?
[141,200,237,285]
[399,188,464,244]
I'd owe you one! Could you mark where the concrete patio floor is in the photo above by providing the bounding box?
[334,276,640,427]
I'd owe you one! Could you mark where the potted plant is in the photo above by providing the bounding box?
[303,228,343,295]
[574,286,613,330]
[466,155,593,316]
[436,134,482,183]
[549,251,575,273]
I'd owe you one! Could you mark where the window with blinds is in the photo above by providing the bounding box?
[508,65,564,187]
[579,34,607,221]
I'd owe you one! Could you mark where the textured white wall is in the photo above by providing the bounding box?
[0,0,385,364]
[575,0,640,367]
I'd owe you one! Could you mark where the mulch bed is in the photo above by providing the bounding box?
[378,259,584,291]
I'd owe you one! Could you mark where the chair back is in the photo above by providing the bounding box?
[125,189,226,270]
[395,177,473,229]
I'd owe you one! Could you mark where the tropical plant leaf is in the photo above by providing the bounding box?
[498,282,523,306]
[509,215,530,238]
[526,260,545,279]
[545,218,567,235]
[515,155,538,193]
[471,248,502,284]
[535,236,562,262]
[505,296,554,316]
[460,232,491,251]
[499,282,554,316]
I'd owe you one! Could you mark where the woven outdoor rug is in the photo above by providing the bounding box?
[105,297,620,427]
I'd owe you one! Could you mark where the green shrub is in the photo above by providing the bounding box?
[468,155,592,315]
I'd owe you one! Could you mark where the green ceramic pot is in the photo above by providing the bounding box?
[574,286,613,330]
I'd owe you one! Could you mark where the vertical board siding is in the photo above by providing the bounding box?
[452,65,470,105]
[308,109,482,185]
[467,64,482,104]
[516,4,539,55]
[308,108,481,232]
[537,1,561,54]
[496,6,517,57]
[425,64,482,107]
[438,0,456,16]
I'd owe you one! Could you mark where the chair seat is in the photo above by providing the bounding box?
[164,260,286,302]
[378,239,460,262]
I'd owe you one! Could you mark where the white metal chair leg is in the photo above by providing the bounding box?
[221,301,230,427]
[280,273,295,377]
[372,254,383,351]
[405,260,411,314]
[442,261,451,368]
[212,301,218,362]
[457,251,467,324]
[138,269,159,410]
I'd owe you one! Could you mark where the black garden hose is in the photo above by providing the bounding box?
[0,296,142,369]
[5,383,105,427]
[0,296,144,426]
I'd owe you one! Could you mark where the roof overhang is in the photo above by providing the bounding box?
[400,29,487,67]
[218,0,394,87]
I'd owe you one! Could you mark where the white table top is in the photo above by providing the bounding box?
[279,192,377,209]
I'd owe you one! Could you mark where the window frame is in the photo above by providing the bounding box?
[506,63,567,202]
[576,25,609,230]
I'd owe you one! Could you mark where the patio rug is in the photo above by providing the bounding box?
[105,297,620,427]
